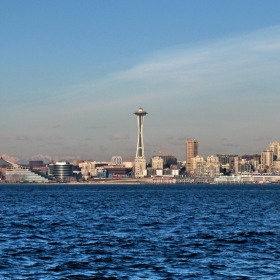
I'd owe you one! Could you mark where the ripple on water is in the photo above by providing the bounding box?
[0,184,280,278]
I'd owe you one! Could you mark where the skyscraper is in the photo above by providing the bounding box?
[186,139,198,173]
[134,107,147,178]
[269,141,280,160]
[261,150,273,172]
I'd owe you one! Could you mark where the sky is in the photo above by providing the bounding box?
[1,0,280,162]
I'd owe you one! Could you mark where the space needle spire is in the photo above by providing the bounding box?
[134,107,148,157]
[134,107,148,178]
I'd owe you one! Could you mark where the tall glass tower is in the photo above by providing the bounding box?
[134,107,147,178]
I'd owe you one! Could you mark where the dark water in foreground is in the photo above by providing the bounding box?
[0,184,280,279]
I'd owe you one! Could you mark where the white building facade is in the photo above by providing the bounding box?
[269,141,280,160]
[152,156,164,170]
[261,150,273,172]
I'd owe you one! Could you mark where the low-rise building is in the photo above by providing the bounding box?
[214,174,280,184]
[191,155,204,173]
[196,161,221,178]
[6,168,49,183]
[272,160,280,173]
[152,177,175,184]
[152,156,164,169]
[134,157,146,178]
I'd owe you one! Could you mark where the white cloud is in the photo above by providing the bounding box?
[108,26,280,97]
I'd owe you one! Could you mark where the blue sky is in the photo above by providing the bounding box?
[1,0,280,161]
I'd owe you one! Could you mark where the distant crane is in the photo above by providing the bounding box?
[154,149,163,156]
[153,149,178,157]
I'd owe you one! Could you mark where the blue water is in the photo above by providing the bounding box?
[0,184,280,279]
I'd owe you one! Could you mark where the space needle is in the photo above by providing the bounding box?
[134,107,147,178]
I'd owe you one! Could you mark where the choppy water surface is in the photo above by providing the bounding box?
[0,184,280,279]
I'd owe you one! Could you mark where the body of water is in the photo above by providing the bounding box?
[0,184,280,279]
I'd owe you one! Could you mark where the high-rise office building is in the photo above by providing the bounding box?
[186,139,198,173]
[261,150,273,172]
[134,107,147,178]
[269,141,280,160]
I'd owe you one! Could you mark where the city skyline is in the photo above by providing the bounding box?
[0,139,278,165]
[1,1,280,160]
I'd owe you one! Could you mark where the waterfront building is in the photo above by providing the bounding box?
[188,154,221,178]
[79,161,131,180]
[134,157,147,178]
[217,154,238,174]
[147,168,162,177]
[239,162,253,173]
[252,174,280,183]
[269,141,280,160]
[79,161,94,178]
[152,156,163,169]
[49,162,73,182]
[234,156,239,175]
[206,155,219,163]
[272,160,280,173]
[261,150,273,172]
[134,107,147,178]
[97,169,107,178]
[173,176,214,184]
[249,158,260,171]
[214,175,254,184]
[196,161,221,178]
[175,177,195,184]
[104,166,127,177]
[186,139,198,173]
[214,174,280,184]
[5,168,49,183]
[235,159,254,173]
[152,177,175,184]
[163,168,180,176]
[191,155,204,173]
